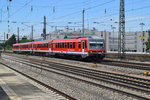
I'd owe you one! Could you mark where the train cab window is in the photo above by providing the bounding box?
[82,42,85,49]
[82,41,87,49]
[78,42,81,48]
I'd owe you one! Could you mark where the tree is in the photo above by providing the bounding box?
[145,30,150,52]
[5,34,16,47]
[19,36,32,43]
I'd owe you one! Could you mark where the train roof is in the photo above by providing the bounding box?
[13,36,104,46]
[33,40,52,44]
[13,42,33,46]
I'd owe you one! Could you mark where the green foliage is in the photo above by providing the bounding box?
[145,30,150,51]
[19,39,32,43]
[5,45,12,50]
[19,36,33,43]
[5,34,16,48]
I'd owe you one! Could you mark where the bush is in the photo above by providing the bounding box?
[5,45,12,50]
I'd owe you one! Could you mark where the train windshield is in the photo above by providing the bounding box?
[89,40,104,50]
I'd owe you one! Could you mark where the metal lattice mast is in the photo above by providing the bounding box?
[118,0,125,59]
[43,16,46,40]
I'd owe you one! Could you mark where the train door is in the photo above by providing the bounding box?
[48,42,52,51]
[81,40,86,53]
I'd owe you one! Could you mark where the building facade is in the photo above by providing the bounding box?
[43,29,149,52]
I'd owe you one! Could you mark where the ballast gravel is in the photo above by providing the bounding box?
[1,55,144,100]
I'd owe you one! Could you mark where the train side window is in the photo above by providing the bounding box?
[62,43,64,48]
[58,43,59,48]
[59,43,60,48]
[57,43,59,48]
[78,42,81,48]
[64,43,66,48]
[56,43,57,48]
[66,43,67,48]
[73,42,75,48]
[45,44,48,48]
[59,43,61,48]
[70,42,73,48]
[22,45,28,48]
[62,43,63,48]
[67,43,69,48]
[49,43,51,48]
[60,43,62,48]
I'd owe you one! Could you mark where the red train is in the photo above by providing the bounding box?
[13,36,106,61]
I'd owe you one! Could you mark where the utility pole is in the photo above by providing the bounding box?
[82,9,85,37]
[118,0,125,59]
[55,26,59,39]
[111,26,116,51]
[104,30,107,51]
[139,23,145,52]
[17,27,19,43]
[0,9,2,22]
[31,25,33,41]
[4,32,5,51]
[43,16,46,40]
[4,32,5,42]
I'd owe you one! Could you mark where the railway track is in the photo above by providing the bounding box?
[0,57,76,100]
[102,59,150,70]
[4,52,150,71]
[2,53,150,100]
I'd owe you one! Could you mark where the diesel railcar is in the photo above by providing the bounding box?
[13,36,106,60]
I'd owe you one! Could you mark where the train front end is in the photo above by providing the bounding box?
[87,37,105,60]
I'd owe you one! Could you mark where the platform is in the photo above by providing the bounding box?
[0,64,66,100]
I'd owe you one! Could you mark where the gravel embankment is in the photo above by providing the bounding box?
[0,55,143,100]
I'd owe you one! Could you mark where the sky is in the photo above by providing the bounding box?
[0,0,150,40]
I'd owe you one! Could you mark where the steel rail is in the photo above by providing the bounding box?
[2,55,150,99]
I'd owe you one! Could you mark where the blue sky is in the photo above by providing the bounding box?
[0,0,150,40]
